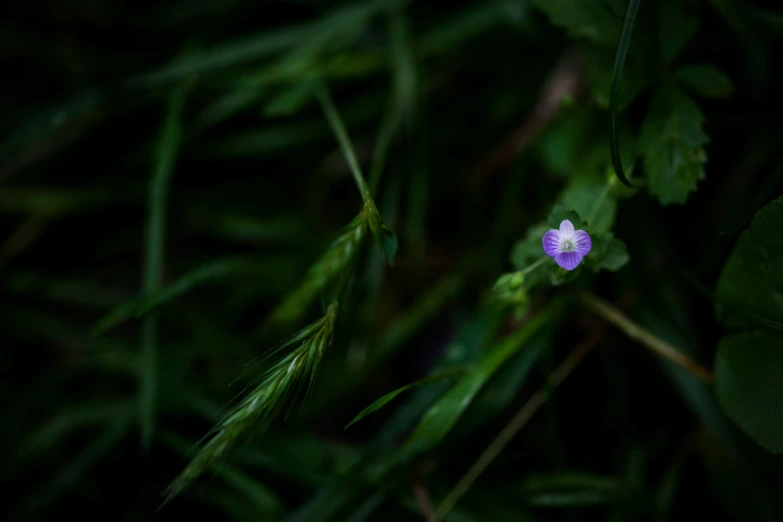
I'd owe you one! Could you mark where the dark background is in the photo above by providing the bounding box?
[2,0,783,521]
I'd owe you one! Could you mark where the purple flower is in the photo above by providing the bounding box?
[542,219,592,271]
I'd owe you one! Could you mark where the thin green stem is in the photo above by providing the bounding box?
[140,84,185,449]
[586,181,612,226]
[579,291,714,383]
[676,261,783,333]
[432,333,598,521]
[608,0,641,187]
[368,107,401,194]
[522,255,550,275]
[368,10,416,193]
[316,83,375,205]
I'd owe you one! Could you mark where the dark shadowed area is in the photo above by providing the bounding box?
[2,1,783,521]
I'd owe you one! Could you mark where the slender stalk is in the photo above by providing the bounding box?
[368,106,401,194]
[579,291,714,383]
[316,81,398,266]
[368,10,416,193]
[140,85,185,449]
[586,180,612,226]
[0,218,46,270]
[316,83,375,205]
[608,0,641,187]
[522,255,549,275]
[432,333,600,521]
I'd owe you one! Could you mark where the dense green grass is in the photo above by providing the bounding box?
[3,1,783,521]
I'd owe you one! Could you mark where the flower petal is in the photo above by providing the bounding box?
[573,230,592,257]
[542,230,562,257]
[559,219,575,239]
[554,251,584,271]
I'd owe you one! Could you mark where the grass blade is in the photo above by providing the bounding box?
[10,401,133,469]
[433,335,597,521]
[286,308,504,522]
[403,306,557,455]
[608,0,641,187]
[126,0,400,89]
[367,10,417,192]
[140,85,185,449]
[92,259,258,336]
[344,367,463,429]
[315,84,375,205]
[316,83,398,265]
[214,466,282,514]
[11,415,132,522]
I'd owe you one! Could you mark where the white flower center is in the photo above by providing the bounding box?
[562,240,575,252]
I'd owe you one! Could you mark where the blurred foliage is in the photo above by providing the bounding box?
[715,196,783,454]
[3,0,783,521]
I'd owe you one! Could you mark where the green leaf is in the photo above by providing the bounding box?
[344,368,462,429]
[287,310,505,522]
[715,331,783,453]
[675,64,734,98]
[714,195,783,453]
[511,224,550,270]
[638,86,709,205]
[538,110,596,176]
[715,195,783,331]
[529,0,621,46]
[511,224,558,289]
[458,330,554,432]
[586,233,629,272]
[546,202,586,230]
[608,0,641,188]
[659,1,699,64]
[561,177,616,233]
[263,82,315,117]
[402,307,556,453]
[718,162,783,236]
[696,432,778,522]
